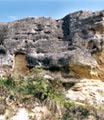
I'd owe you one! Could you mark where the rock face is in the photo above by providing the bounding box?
[1,10,104,79]
[65,79,104,106]
[1,11,104,119]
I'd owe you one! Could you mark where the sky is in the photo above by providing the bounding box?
[0,0,104,22]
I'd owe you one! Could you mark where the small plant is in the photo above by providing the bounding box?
[1,67,104,120]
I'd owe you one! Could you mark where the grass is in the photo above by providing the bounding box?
[0,67,74,106]
[1,67,104,119]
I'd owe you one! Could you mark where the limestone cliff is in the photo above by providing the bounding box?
[1,10,104,120]
[0,10,104,80]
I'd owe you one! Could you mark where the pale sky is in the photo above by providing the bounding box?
[0,0,104,22]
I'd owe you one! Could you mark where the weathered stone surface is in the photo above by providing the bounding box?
[1,10,104,119]
[1,10,104,79]
[65,79,104,107]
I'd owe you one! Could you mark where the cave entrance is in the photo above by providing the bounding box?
[13,53,28,75]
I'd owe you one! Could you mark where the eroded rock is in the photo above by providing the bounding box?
[65,79,104,106]
[0,10,104,79]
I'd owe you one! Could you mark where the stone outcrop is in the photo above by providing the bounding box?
[1,10,104,119]
[0,10,104,79]
[65,79,104,106]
